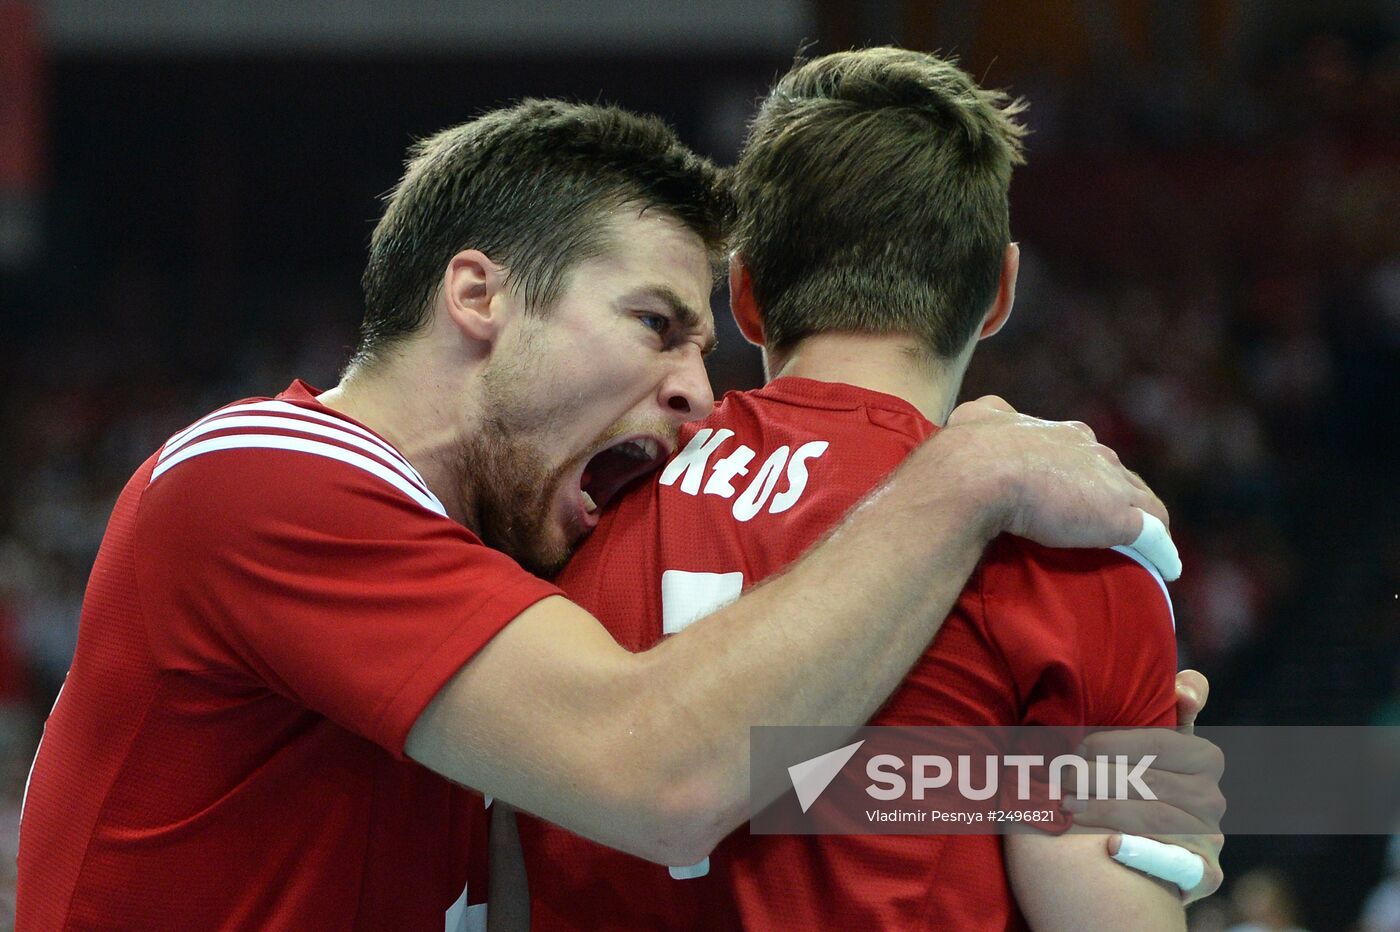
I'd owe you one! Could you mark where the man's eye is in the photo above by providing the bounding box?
[638,313,670,336]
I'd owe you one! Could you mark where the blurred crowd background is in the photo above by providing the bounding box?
[1,0,1397,928]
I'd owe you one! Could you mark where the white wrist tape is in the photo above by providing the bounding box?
[1112,833,1205,892]
[1129,510,1181,582]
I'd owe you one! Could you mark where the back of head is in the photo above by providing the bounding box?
[356,99,732,368]
[732,47,1027,358]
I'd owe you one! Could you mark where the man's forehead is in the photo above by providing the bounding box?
[597,209,717,341]
[603,207,712,275]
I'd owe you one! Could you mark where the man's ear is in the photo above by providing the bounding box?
[728,254,766,347]
[442,249,511,345]
[979,242,1020,340]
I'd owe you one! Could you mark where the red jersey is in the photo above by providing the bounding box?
[518,377,1177,930]
[17,381,560,931]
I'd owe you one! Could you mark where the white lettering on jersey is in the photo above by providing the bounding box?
[703,445,755,497]
[732,446,790,522]
[659,428,735,494]
[770,441,829,514]
[661,429,830,520]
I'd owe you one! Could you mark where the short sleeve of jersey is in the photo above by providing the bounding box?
[890,537,1179,734]
[132,434,560,757]
[977,537,1179,729]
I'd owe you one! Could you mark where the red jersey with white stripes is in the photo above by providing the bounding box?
[17,381,559,931]
[518,377,1178,931]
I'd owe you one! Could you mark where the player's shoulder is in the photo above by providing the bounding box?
[971,536,1179,725]
[986,535,1171,580]
[980,535,1176,632]
[139,395,449,532]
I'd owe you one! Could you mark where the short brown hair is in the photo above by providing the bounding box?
[356,99,731,366]
[732,48,1027,358]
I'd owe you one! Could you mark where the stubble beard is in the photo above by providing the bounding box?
[456,355,588,578]
[456,414,582,579]
[460,347,662,578]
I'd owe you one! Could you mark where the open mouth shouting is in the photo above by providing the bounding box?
[576,434,672,526]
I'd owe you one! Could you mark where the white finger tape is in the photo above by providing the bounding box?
[1112,833,1205,893]
[1129,510,1181,582]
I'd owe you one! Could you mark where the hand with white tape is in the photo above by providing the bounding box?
[1111,833,1205,893]
[1128,509,1181,582]
[1072,673,1226,905]
[942,397,1176,557]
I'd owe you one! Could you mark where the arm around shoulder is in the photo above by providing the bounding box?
[405,595,728,866]
[407,401,1175,864]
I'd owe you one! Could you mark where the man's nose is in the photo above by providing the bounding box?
[659,344,715,424]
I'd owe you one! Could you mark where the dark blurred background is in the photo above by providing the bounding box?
[0,1,1397,928]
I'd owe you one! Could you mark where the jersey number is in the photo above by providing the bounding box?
[659,570,746,878]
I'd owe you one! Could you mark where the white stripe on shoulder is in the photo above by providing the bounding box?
[160,413,431,496]
[166,399,428,487]
[151,433,447,517]
[1111,544,1176,630]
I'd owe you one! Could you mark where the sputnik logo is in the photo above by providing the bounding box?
[788,740,865,813]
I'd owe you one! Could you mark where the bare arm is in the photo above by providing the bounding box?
[1078,672,1226,904]
[407,398,1170,864]
[1007,830,1186,932]
[1070,680,1227,905]
[486,804,529,932]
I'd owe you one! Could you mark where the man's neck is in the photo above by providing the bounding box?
[766,332,966,425]
[317,354,478,526]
